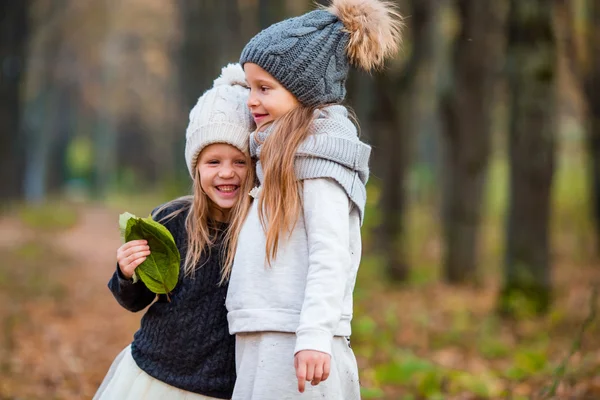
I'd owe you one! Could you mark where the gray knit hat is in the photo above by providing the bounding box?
[185,63,254,177]
[240,0,403,107]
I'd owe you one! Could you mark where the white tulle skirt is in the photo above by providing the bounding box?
[93,345,225,400]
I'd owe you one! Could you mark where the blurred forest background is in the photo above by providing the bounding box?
[1,0,599,399]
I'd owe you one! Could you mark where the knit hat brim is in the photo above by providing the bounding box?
[185,122,250,177]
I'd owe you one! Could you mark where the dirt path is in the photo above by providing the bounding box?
[2,205,142,399]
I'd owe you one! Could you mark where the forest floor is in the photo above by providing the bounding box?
[0,199,598,400]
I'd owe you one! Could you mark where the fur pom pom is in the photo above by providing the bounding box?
[326,0,403,71]
[213,63,248,88]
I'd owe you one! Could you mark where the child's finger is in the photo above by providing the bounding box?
[296,361,306,393]
[122,240,147,251]
[322,358,331,382]
[311,362,324,386]
[121,250,148,267]
[305,362,315,384]
[117,240,147,260]
[132,256,146,268]
[122,244,150,259]
[124,250,151,266]
[122,256,146,278]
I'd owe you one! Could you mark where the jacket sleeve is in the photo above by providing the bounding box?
[294,178,351,356]
[108,265,156,312]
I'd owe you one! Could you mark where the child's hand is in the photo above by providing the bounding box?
[117,240,150,280]
[294,350,331,393]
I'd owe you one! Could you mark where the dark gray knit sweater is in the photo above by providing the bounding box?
[108,202,235,398]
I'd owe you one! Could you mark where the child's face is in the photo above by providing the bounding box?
[196,143,249,222]
[244,63,300,131]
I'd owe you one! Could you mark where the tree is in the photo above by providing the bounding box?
[499,0,557,315]
[440,0,506,283]
[91,0,120,199]
[22,0,69,203]
[374,0,438,281]
[582,0,600,251]
[0,0,29,202]
[556,0,600,252]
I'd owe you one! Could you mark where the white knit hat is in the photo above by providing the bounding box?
[184,63,254,177]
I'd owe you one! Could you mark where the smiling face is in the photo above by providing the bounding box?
[196,143,249,222]
[244,62,300,131]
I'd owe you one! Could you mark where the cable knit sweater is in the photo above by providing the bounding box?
[108,202,235,399]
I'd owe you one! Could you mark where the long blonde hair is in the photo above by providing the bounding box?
[256,105,318,266]
[155,151,255,284]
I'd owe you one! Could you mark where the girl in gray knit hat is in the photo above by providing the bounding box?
[225,1,403,399]
[94,64,255,400]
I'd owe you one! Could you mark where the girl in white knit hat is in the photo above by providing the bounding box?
[225,0,403,399]
[94,64,255,400]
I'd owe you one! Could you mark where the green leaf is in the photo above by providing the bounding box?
[119,212,135,242]
[119,212,180,294]
[140,216,179,259]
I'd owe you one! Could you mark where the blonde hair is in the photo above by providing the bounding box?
[256,105,362,266]
[154,150,255,285]
[256,106,317,266]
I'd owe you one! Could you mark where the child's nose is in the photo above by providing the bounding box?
[219,166,235,178]
[247,92,259,108]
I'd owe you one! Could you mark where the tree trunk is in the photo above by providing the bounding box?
[22,0,67,203]
[440,0,506,283]
[584,0,600,252]
[500,0,557,316]
[23,86,70,201]
[555,0,600,252]
[374,74,409,281]
[23,92,54,203]
[91,0,119,199]
[46,88,73,194]
[0,1,29,203]
[588,108,600,253]
[413,1,448,202]
[374,0,436,281]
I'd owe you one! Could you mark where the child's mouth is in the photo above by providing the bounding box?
[215,185,240,199]
[216,185,239,193]
[253,113,268,124]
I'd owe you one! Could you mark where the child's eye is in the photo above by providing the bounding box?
[207,160,219,164]
[260,86,269,93]
[235,160,247,165]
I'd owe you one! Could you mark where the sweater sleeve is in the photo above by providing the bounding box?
[108,264,156,312]
[294,178,351,356]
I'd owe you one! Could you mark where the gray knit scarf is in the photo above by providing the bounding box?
[249,105,371,223]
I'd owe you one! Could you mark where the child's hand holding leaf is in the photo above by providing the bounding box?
[118,212,180,296]
[117,240,150,280]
